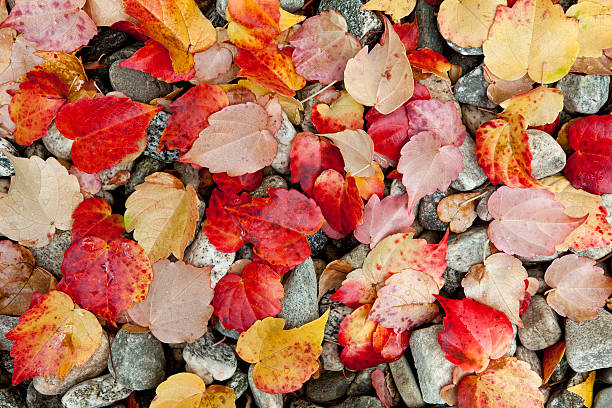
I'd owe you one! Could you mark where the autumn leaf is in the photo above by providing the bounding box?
[393,20,419,52]
[542,341,565,383]
[236,310,329,394]
[544,254,612,321]
[313,169,363,236]
[290,11,361,84]
[0,240,56,315]
[119,40,196,83]
[322,129,375,177]
[159,84,229,153]
[311,90,364,133]
[71,197,125,243]
[354,194,415,248]
[482,0,579,83]
[213,262,284,332]
[436,192,481,233]
[371,369,393,408]
[180,95,282,176]
[32,51,97,102]
[122,0,216,74]
[55,95,161,173]
[213,171,263,194]
[0,153,83,247]
[344,16,414,114]
[151,373,235,408]
[352,161,385,200]
[318,259,353,300]
[436,296,514,373]
[482,66,535,105]
[57,236,153,324]
[202,189,252,253]
[6,290,102,385]
[457,357,545,408]
[462,253,528,326]
[125,172,199,263]
[0,35,43,85]
[84,0,133,26]
[437,0,506,48]
[564,115,612,195]
[0,0,96,52]
[127,260,214,343]
[487,186,587,257]
[361,0,416,22]
[566,1,612,58]
[407,48,452,80]
[567,371,595,408]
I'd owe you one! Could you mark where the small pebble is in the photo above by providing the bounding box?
[61,374,132,408]
[184,228,235,288]
[279,258,319,329]
[556,74,610,114]
[183,332,237,383]
[518,295,562,351]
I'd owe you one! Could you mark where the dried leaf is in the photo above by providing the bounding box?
[322,129,375,177]
[151,372,235,408]
[437,0,506,48]
[354,194,415,248]
[437,192,480,233]
[318,259,353,300]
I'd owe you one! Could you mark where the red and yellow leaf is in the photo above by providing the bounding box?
[151,373,235,408]
[71,197,125,243]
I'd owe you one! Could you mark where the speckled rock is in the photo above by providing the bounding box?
[143,111,180,163]
[61,374,132,408]
[446,226,491,272]
[226,370,248,400]
[565,309,612,372]
[446,40,483,56]
[184,228,235,288]
[307,230,328,257]
[30,230,72,279]
[0,137,17,177]
[418,75,459,109]
[271,112,297,175]
[26,382,63,408]
[320,293,353,341]
[451,134,488,191]
[99,161,135,191]
[279,258,319,329]
[0,387,24,408]
[109,60,174,103]
[527,129,566,179]
[556,74,610,114]
[297,83,325,133]
[341,244,370,269]
[42,124,72,161]
[518,295,562,351]
[124,157,167,196]
[418,190,450,231]
[306,371,355,402]
[454,66,496,108]
[251,175,288,198]
[348,366,380,396]
[183,332,237,383]
[461,104,496,135]
[594,387,612,408]
[570,245,612,260]
[389,357,426,408]
[547,372,592,408]
[318,0,382,45]
[415,0,445,53]
[390,179,407,196]
[341,396,385,408]
[515,346,542,377]
[442,268,464,295]
[0,316,17,351]
[248,365,283,408]
[321,342,344,371]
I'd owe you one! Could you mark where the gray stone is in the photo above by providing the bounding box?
[546,389,584,408]
[571,245,612,260]
[549,356,569,383]
[251,175,288,198]
[556,74,610,114]
[306,370,355,402]
[599,368,612,384]
[603,194,612,225]
[518,295,562,351]
[25,142,46,159]
[61,374,132,408]
[321,342,344,371]
[410,325,455,404]
[184,228,235,288]
[0,387,24,408]
[26,382,63,408]
[418,75,459,109]
[390,178,406,196]
[448,53,483,77]
[527,267,547,294]
[99,161,135,191]
[42,123,72,161]
[290,399,323,408]
[108,329,165,390]
[515,346,542,377]
[183,332,237,383]
[248,365,283,408]
[454,66,497,109]
[109,61,173,104]
[271,112,297,175]
[81,29,131,63]
[0,137,17,177]
[565,309,612,372]
[442,268,464,295]
[506,324,518,356]
[419,190,449,231]
[528,129,566,179]
[342,244,370,269]
[214,321,240,340]
[446,226,491,272]
[594,387,612,408]
[101,45,141,67]
[476,188,494,221]
[320,294,353,341]
[461,104,496,135]
[307,230,328,257]
[518,251,561,263]
[341,396,384,408]
[447,40,484,56]
[318,0,382,45]
[389,357,425,408]
[30,230,72,279]
[415,0,445,53]
[297,83,325,133]
[279,258,319,329]
[124,157,167,196]
[144,111,180,163]
[226,370,248,400]
[348,366,379,396]
[34,333,109,395]
[451,134,488,191]
[0,316,18,351]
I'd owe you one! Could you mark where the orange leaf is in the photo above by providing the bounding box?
[226,0,288,50]
[352,161,385,200]
[32,51,97,102]
[541,341,565,383]
[408,48,451,81]
[71,197,125,243]
[151,372,235,408]
[436,192,480,233]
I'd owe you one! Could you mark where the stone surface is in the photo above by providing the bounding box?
[571,245,612,260]
[0,137,17,177]
[42,124,72,161]
[297,83,325,133]
[320,294,353,341]
[321,342,344,371]
[448,53,483,76]
[418,190,449,231]
[527,129,566,179]
[184,228,235,288]
[306,370,355,402]
[347,366,378,396]
[30,230,72,279]
[109,60,174,103]
[454,66,496,108]
[446,40,484,56]
[144,111,180,163]
[461,104,496,135]
[124,157,167,196]
[410,325,455,404]
[547,372,592,408]
[556,74,610,114]
[26,382,63,408]
[451,134,488,191]
[389,357,426,408]
[108,329,166,390]
[183,332,237,383]
[279,258,319,329]
[290,399,324,408]
[518,295,562,351]
[415,0,445,53]
[61,374,132,408]
[307,230,328,257]
[80,29,131,63]
[0,387,24,408]
[226,370,248,400]
[514,346,542,377]
[248,365,283,408]
[599,368,612,384]
[34,333,109,395]
[271,112,297,175]
[0,316,18,351]
[341,396,385,408]
[99,161,135,191]
[446,226,491,272]
[318,0,382,45]
[594,387,612,408]
[251,175,288,198]
[215,321,240,340]
[341,244,370,269]
[418,75,459,109]
[442,268,464,295]
[390,178,407,196]
[565,309,612,372]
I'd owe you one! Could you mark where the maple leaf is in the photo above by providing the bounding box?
[236,310,329,394]
[235,43,306,96]
[344,16,414,114]
[224,188,324,267]
[462,253,528,326]
[544,254,612,321]
[55,95,161,173]
[369,269,440,332]
[57,236,153,324]
[407,48,452,81]
[6,290,102,385]
[566,1,612,58]
[125,172,199,263]
[127,260,214,343]
[313,169,363,236]
[361,0,417,23]
[322,129,375,177]
[476,87,564,188]
[393,20,419,51]
[483,0,579,83]
[180,95,282,176]
[0,240,56,315]
[457,357,545,408]
[84,0,133,26]
[213,171,263,194]
[318,259,353,300]
[151,372,235,408]
[290,11,360,84]
[354,194,415,248]
[437,0,506,48]
[436,192,480,233]
[564,115,612,195]
[122,0,216,74]
[159,84,229,153]
[119,40,196,83]
[436,296,514,373]
[202,189,252,253]
[0,0,96,53]
[71,197,125,243]
[487,186,587,257]
[213,262,284,332]
[311,90,364,133]
[0,153,82,247]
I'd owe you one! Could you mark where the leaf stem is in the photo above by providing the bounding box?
[299,80,338,104]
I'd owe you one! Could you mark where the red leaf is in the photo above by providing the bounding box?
[71,197,125,243]
[372,324,409,360]
[565,115,612,194]
[436,296,514,373]
[213,170,263,194]
[313,169,364,236]
[57,237,153,324]
[408,48,452,80]
[110,21,149,42]
[202,189,252,253]
[55,95,161,173]
[372,369,393,408]
[119,40,195,83]
[213,262,284,332]
[159,84,229,153]
[393,20,419,52]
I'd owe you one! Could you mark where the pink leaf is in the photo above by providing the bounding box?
[405,99,466,146]
[354,194,415,248]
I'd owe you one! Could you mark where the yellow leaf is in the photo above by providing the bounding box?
[124,172,200,263]
[438,0,506,48]
[32,51,97,102]
[151,372,235,408]
[279,9,307,31]
[483,0,579,83]
[499,86,564,126]
[567,371,595,408]
[566,1,612,58]
[236,310,329,394]
[361,0,417,22]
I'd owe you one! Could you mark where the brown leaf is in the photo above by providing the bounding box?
[436,192,481,233]
[318,259,353,300]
